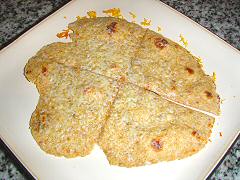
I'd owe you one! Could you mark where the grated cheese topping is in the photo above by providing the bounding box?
[141,18,151,26]
[212,72,216,82]
[103,8,123,19]
[179,34,188,47]
[87,11,97,18]
[56,29,71,39]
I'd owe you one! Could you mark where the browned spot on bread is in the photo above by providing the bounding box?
[119,76,126,82]
[192,131,197,136]
[204,91,213,98]
[107,22,117,35]
[41,114,46,123]
[151,139,163,151]
[40,112,48,128]
[192,131,205,141]
[185,67,194,74]
[154,38,168,49]
[83,87,95,94]
[26,70,32,74]
[42,66,48,75]
[171,86,176,91]
[208,122,213,128]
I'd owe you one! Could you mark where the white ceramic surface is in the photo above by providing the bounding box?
[0,0,239,179]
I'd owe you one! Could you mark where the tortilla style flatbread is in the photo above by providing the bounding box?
[129,29,220,115]
[27,62,119,157]
[24,17,219,164]
[98,83,214,167]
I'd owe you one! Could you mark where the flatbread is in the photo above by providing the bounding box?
[98,83,214,167]
[24,17,219,165]
[68,17,146,79]
[29,62,119,157]
[129,29,220,115]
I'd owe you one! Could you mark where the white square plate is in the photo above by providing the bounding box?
[0,0,239,179]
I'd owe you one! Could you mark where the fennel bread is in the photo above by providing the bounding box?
[24,16,218,166]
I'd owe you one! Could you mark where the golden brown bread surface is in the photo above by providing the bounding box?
[129,29,220,115]
[28,62,119,157]
[24,17,218,166]
[98,83,214,167]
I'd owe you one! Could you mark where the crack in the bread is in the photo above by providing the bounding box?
[97,83,121,140]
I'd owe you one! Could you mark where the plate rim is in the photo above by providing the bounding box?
[205,133,239,179]
[0,136,36,179]
[0,0,239,179]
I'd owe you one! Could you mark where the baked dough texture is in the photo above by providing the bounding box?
[25,17,218,167]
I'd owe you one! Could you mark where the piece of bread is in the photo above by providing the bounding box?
[24,17,218,165]
[129,29,220,115]
[98,83,214,167]
[28,62,119,157]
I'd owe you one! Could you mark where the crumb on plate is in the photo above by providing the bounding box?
[219,132,223,137]
[179,34,188,47]
[141,18,151,26]
[213,72,216,82]
[103,8,123,19]
[56,28,71,39]
[87,11,97,18]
